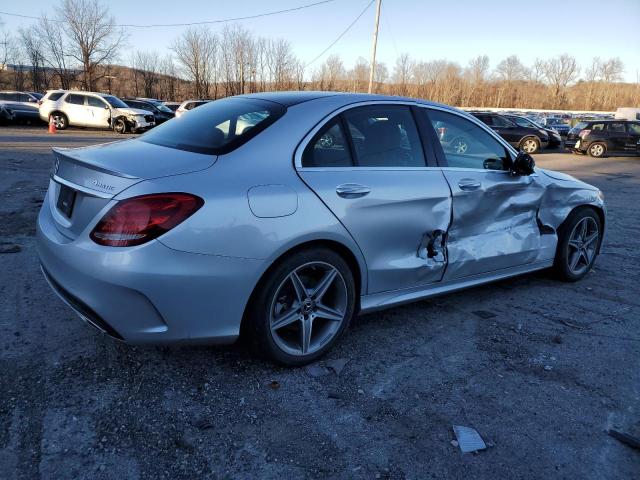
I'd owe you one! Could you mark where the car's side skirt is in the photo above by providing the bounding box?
[359,260,554,314]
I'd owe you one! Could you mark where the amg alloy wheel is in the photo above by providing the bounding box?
[247,248,356,365]
[554,209,601,281]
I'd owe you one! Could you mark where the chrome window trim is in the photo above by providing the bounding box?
[294,100,439,171]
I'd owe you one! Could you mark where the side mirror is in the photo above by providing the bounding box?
[512,151,535,176]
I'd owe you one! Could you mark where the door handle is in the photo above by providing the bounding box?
[458,178,481,191]
[336,183,371,198]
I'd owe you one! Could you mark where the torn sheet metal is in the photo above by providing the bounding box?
[441,169,546,280]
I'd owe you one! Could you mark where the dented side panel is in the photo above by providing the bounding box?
[298,169,452,294]
[441,169,547,280]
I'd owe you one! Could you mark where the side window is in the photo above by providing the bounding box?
[302,119,353,168]
[4,93,18,101]
[606,123,626,133]
[627,123,640,135]
[591,123,605,131]
[87,96,106,108]
[18,93,31,102]
[425,109,510,170]
[65,94,85,105]
[491,115,515,128]
[342,105,426,167]
[48,92,64,101]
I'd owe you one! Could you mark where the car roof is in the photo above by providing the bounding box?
[235,91,458,112]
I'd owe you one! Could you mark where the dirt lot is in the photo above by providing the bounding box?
[1,126,638,479]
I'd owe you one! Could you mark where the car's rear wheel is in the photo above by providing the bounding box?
[588,142,606,158]
[519,136,540,154]
[246,247,356,366]
[553,208,602,282]
[49,113,68,130]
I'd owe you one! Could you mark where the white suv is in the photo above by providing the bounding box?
[39,90,155,133]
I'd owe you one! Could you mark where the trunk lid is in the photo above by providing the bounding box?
[49,139,216,240]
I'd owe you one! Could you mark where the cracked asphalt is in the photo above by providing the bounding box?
[1,126,638,479]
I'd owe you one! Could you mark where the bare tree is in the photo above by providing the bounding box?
[392,53,413,96]
[542,53,580,104]
[19,26,49,92]
[495,55,527,82]
[467,55,490,84]
[172,27,218,98]
[57,0,126,90]
[348,57,369,92]
[133,51,160,98]
[35,16,76,89]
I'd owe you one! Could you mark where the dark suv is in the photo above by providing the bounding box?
[470,112,549,153]
[567,120,640,157]
[123,98,175,125]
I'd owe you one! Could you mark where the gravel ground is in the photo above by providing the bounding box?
[1,127,639,479]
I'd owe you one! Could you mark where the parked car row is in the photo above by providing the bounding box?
[0,89,215,133]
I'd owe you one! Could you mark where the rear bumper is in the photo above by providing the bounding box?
[36,196,264,345]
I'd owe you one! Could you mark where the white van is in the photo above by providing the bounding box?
[615,107,640,121]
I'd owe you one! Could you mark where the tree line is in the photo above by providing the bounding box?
[1,0,638,111]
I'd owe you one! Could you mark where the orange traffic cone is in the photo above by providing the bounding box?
[48,118,57,134]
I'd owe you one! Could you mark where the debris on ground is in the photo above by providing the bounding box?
[268,380,280,390]
[608,429,640,450]
[0,243,21,254]
[452,425,487,453]
[304,363,330,377]
[326,358,349,375]
[472,310,497,319]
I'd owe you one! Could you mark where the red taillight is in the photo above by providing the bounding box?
[90,193,204,247]
[578,129,591,139]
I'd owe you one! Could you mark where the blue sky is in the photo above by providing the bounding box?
[2,0,640,81]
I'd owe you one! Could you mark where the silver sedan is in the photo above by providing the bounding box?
[37,92,606,365]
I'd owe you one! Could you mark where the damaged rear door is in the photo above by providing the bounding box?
[296,103,451,294]
[421,107,546,280]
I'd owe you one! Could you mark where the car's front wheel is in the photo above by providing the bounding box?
[553,208,602,281]
[113,118,128,134]
[246,247,356,366]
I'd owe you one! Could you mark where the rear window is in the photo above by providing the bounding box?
[140,97,285,154]
[47,92,64,101]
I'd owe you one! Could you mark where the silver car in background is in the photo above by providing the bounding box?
[37,92,606,365]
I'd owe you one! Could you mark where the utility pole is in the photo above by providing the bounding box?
[367,0,382,94]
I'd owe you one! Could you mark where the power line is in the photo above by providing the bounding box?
[0,0,336,28]
[380,1,399,58]
[304,0,375,68]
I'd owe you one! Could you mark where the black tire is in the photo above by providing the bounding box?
[49,112,68,130]
[553,208,602,282]
[113,118,127,134]
[519,136,540,154]
[245,247,356,366]
[587,142,606,158]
